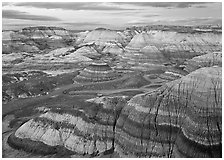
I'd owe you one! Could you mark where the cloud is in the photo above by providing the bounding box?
[114,2,213,8]
[63,22,105,26]
[2,10,60,21]
[2,2,10,6]
[13,2,133,11]
[153,18,222,25]
[125,17,222,26]
[2,10,59,21]
[172,18,222,25]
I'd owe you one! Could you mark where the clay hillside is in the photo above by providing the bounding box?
[2,24,222,158]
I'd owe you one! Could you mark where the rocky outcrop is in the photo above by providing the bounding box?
[74,62,120,83]
[184,52,222,73]
[115,66,222,157]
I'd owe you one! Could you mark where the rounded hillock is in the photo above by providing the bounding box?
[114,66,222,157]
[9,95,128,156]
[74,62,120,83]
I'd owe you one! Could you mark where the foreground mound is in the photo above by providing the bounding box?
[9,96,128,157]
[115,66,222,157]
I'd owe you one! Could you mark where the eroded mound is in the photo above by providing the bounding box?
[121,30,221,66]
[74,62,120,83]
[115,66,222,157]
[9,96,128,156]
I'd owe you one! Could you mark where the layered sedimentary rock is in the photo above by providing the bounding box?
[83,28,124,46]
[102,42,124,55]
[121,30,221,66]
[115,66,222,157]
[126,25,222,34]
[13,26,73,40]
[2,41,40,54]
[11,96,128,156]
[72,46,101,59]
[120,32,167,70]
[42,47,93,62]
[3,26,76,54]
[5,47,92,70]
[2,52,31,65]
[78,28,126,55]
[184,52,222,73]
[74,62,120,83]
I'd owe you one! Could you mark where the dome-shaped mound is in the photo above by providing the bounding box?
[115,66,222,157]
[120,32,167,68]
[10,96,128,156]
[120,44,166,68]
[125,32,152,51]
[74,62,119,83]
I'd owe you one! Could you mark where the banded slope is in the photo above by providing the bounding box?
[73,62,120,83]
[79,28,126,55]
[121,30,221,66]
[184,52,222,73]
[9,96,128,156]
[37,47,93,63]
[115,66,222,157]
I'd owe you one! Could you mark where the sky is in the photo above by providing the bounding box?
[2,2,222,30]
